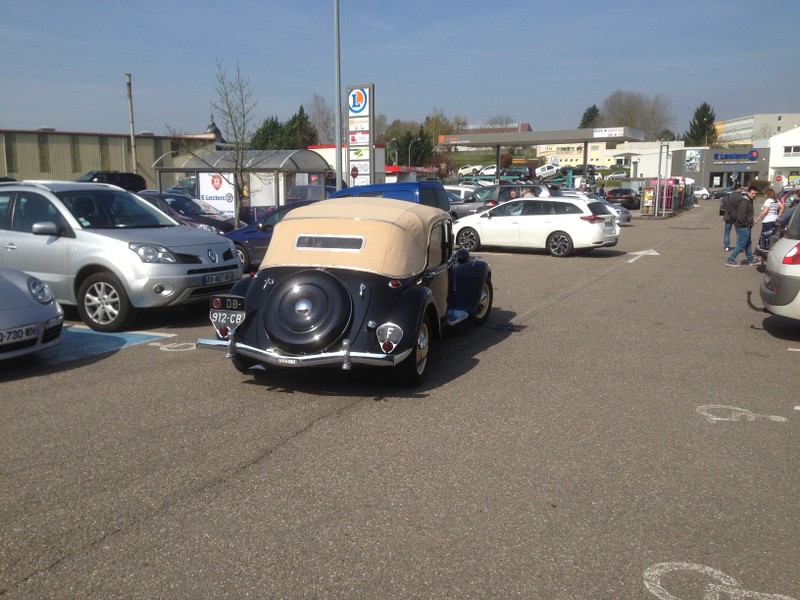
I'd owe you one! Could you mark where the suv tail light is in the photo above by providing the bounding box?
[580,215,605,224]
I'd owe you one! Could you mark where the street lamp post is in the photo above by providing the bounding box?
[408,138,420,167]
[389,138,398,166]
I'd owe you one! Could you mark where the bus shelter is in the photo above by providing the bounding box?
[154,148,332,218]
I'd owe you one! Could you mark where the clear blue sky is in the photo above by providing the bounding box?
[2,0,798,137]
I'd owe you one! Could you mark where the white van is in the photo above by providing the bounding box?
[534,164,559,180]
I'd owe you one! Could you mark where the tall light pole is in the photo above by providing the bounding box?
[408,138,420,167]
[333,0,342,190]
[701,116,708,191]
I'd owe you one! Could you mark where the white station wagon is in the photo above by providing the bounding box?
[453,197,619,257]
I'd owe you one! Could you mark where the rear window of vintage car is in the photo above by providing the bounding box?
[295,235,364,250]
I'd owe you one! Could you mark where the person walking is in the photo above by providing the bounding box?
[722,182,743,251]
[726,185,758,267]
[754,188,779,262]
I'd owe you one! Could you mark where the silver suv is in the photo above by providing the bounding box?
[0,181,240,331]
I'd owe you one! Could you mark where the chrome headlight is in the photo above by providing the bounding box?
[129,243,177,264]
[197,223,222,234]
[27,276,54,304]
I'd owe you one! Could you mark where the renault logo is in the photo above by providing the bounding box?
[207,249,218,263]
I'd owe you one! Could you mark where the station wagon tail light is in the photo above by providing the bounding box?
[782,243,800,265]
[376,322,403,353]
[580,215,605,224]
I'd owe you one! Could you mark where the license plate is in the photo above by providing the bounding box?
[204,271,234,285]
[0,324,38,345]
[209,295,245,332]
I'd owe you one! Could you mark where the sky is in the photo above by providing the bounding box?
[2,0,799,138]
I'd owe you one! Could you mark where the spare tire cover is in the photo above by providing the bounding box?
[265,270,353,354]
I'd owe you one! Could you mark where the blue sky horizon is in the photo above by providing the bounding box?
[2,0,799,137]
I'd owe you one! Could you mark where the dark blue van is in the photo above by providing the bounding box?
[330,181,450,213]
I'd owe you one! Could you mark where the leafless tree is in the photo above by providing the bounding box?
[601,90,674,141]
[485,115,517,129]
[168,58,259,225]
[308,93,335,144]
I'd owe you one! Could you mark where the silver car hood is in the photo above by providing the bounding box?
[83,226,230,249]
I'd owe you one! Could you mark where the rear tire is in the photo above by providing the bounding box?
[77,271,133,332]
[397,314,432,387]
[547,232,574,257]
[472,278,493,325]
[457,227,481,251]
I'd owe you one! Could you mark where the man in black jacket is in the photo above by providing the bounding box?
[721,182,743,250]
[726,185,757,266]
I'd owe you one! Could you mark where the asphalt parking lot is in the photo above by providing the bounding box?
[1,204,797,599]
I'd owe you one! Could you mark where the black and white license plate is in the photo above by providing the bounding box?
[209,295,245,331]
[0,324,38,345]
[204,271,234,285]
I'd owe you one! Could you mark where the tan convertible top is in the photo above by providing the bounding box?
[261,197,448,278]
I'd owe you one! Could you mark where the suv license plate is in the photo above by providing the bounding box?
[204,272,234,285]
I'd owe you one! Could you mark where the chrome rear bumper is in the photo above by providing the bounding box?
[197,337,411,369]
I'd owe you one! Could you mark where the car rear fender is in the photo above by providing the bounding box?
[392,286,442,341]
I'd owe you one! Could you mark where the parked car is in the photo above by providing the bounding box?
[502,166,532,179]
[286,185,336,201]
[76,171,146,192]
[224,201,316,272]
[137,191,232,234]
[759,208,800,321]
[586,194,631,224]
[712,186,735,200]
[453,197,619,257]
[331,181,450,213]
[0,267,63,361]
[457,165,482,177]
[443,184,477,200]
[198,197,493,387]
[534,164,559,181]
[693,186,711,201]
[480,165,498,176]
[605,171,628,181]
[606,187,641,210]
[467,183,553,212]
[0,181,240,331]
[445,185,482,220]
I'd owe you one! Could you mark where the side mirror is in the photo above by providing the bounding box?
[32,221,59,236]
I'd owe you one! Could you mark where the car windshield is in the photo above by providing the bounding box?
[162,195,204,216]
[58,189,177,229]
[193,199,228,217]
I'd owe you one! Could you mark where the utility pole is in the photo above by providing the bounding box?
[125,73,138,174]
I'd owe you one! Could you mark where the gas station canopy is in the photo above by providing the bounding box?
[437,127,645,148]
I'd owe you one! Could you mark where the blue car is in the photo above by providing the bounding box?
[224,201,316,272]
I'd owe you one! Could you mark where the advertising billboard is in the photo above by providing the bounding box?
[197,172,236,218]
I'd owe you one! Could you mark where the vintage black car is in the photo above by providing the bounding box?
[197,197,493,386]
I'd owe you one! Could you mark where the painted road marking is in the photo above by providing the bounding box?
[627,249,661,263]
[33,325,174,367]
[696,405,788,423]
[644,562,796,600]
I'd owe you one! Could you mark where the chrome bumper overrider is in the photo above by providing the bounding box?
[196,337,412,369]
